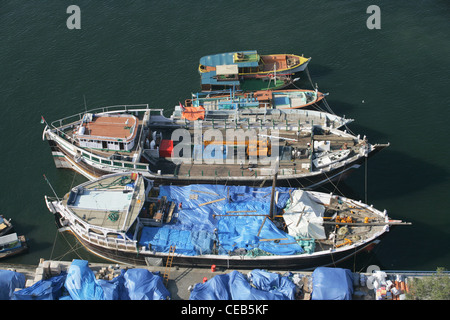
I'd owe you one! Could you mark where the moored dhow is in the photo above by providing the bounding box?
[42,104,387,187]
[44,172,409,269]
[199,50,310,91]
[184,88,327,114]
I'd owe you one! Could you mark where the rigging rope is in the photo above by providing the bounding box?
[50,230,86,261]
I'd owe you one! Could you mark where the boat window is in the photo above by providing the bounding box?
[106,232,122,239]
[74,220,86,230]
[88,228,103,236]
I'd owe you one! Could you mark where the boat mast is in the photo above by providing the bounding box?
[269,158,279,220]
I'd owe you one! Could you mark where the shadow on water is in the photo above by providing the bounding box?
[306,64,334,79]
[322,99,358,119]
[317,147,448,203]
[363,217,450,271]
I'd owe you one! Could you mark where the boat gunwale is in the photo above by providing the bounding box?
[46,189,390,265]
[198,53,311,75]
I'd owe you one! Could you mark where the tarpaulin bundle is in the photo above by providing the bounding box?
[190,269,296,300]
[139,184,303,256]
[13,272,67,300]
[124,268,170,300]
[63,259,170,300]
[64,260,105,300]
[311,267,354,300]
[217,202,303,255]
[0,269,25,300]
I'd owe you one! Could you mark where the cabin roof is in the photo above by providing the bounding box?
[0,233,18,246]
[66,174,145,232]
[200,50,260,68]
[77,114,138,142]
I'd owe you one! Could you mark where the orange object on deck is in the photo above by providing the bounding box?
[182,106,205,121]
[211,265,216,272]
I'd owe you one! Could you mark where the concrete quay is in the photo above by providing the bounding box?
[2,259,443,300]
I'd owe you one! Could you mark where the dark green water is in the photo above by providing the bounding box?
[1,0,449,271]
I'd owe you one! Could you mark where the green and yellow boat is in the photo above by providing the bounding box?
[199,50,311,91]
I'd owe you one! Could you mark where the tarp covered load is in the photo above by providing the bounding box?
[190,269,296,300]
[311,267,354,300]
[124,268,170,300]
[0,269,25,300]
[283,189,326,239]
[13,273,67,300]
[64,260,170,300]
[65,259,105,300]
[139,184,304,256]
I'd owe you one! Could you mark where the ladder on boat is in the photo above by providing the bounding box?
[163,245,176,287]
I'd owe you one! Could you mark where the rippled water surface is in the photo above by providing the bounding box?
[1,0,448,271]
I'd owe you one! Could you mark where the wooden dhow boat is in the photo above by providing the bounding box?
[0,233,28,259]
[185,88,327,113]
[42,104,387,188]
[44,172,409,269]
[199,50,310,91]
[42,104,386,187]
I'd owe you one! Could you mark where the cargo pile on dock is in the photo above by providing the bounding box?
[2,259,445,300]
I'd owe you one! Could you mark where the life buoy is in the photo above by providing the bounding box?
[337,226,348,236]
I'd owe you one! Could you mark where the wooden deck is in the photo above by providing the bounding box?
[79,115,138,142]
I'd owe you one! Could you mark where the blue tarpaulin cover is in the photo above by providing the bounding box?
[123,268,170,300]
[138,184,303,257]
[96,269,127,300]
[248,269,297,300]
[190,269,296,300]
[13,272,67,300]
[64,259,105,300]
[0,269,25,300]
[63,260,169,300]
[311,267,354,300]
[2,261,170,300]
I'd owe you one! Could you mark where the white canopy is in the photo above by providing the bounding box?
[216,64,239,75]
[283,190,326,239]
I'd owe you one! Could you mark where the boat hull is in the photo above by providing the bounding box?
[0,236,28,260]
[46,136,387,189]
[55,215,382,270]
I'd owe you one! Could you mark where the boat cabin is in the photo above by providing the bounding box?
[0,233,22,252]
[75,113,138,152]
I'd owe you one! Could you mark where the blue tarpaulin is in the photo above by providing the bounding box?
[63,260,170,300]
[139,184,303,256]
[64,259,105,300]
[311,267,354,300]
[13,272,67,300]
[0,269,25,300]
[3,261,169,300]
[248,269,297,300]
[190,269,296,300]
[96,269,127,300]
[123,268,170,300]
